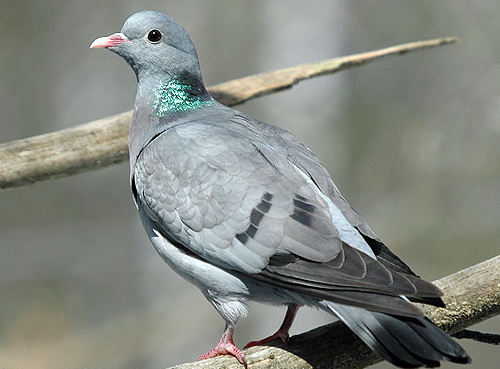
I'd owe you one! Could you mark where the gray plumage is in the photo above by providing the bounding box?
[91,10,470,368]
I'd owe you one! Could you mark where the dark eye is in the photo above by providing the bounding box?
[147,29,162,43]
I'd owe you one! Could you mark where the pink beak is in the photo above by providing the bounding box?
[90,32,129,49]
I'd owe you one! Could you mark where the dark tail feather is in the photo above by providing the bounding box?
[327,303,471,368]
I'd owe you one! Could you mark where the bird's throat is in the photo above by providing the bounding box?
[152,77,213,117]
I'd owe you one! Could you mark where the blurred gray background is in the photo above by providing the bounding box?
[0,1,498,368]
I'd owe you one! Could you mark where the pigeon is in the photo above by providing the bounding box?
[90,10,471,368]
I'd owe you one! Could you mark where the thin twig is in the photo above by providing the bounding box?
[453,329,500,345]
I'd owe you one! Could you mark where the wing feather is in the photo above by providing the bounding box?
[134,111,443,313]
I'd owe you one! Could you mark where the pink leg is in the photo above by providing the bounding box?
[199,323,247,368]
[244,304,300,348]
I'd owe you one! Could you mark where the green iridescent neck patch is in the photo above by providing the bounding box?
[153,77,213,117]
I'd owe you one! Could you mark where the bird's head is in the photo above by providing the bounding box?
[90,10,201,81]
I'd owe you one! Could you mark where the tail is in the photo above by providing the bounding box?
[324,303,471,368]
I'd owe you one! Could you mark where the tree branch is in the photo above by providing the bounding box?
[0,37,457,190]
[168,255,500,369]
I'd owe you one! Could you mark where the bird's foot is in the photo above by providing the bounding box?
[244,304,299,349]
[199,328,247,368]
[244,330,289,348]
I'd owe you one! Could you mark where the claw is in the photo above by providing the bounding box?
[244,330,289,348]
[199,325,247,368]
[244,304,300,349]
